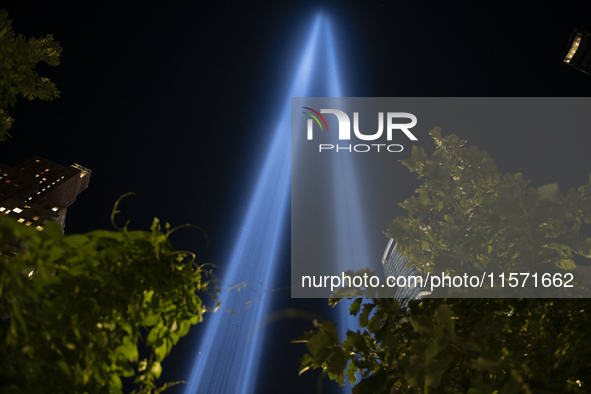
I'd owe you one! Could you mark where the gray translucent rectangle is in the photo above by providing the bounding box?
[291,97,591,298]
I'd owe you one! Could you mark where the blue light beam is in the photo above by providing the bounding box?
[182,15,324,394]
[323,18,370,393]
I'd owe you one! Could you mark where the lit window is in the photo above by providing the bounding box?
[17,218,25,223]
[33,216,39,220]
[13,208,22,213]
[42,178,46,181]
[45,169,49,171]
[5,180,10,183]
[36,226,43,231]
[28,197,32,200]
[25,221,32,226]
[35,174,39,177]
[4,210,10,214]
[52,207,58,212]
[52,182,55,185]
[37,192,40,195]
[35,159,40,162]
[61,176,64,179]
[0,207,5,212]
[24,205,30,209]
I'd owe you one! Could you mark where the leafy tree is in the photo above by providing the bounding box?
[385,128,591,290]
[0,9,62,141]
[0,10,219,394]
[295,129,591,393]
[0,196,216,394]
[0,11,219,394]
[296,295,591,394]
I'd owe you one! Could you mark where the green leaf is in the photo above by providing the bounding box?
[349,298,362,316]
[347,363,358,385]
[307,331,333,362]
[151,361,163,379]
[557,259,576,270]
[326,348,348,376]
[359,302,375,328]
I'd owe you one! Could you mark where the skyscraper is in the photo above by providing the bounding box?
[0,156,90,231]
[382,239,430,306]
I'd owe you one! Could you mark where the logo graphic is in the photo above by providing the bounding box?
[302,107,329,133]
[303,108,418,152]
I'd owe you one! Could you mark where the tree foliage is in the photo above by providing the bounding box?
[0,10,62,141]
[386,128,591,286]
[0,10,218,394]
[296,129,591,393]
[296,294,591,394]
[0,203,217,394]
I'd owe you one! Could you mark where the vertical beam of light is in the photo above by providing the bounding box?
[324,19,371,271]
[182,15,325,394]
[324,17,371,393]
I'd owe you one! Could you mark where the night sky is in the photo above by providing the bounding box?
[2,1,591,393]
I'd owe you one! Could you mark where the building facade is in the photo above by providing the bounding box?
[382,239,431,306]
[0,156,90,231]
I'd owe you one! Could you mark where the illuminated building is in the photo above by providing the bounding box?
[382,239,430,306]
[0,156,90,231]
[564,29,591,74]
